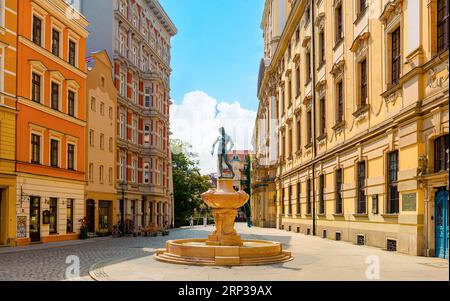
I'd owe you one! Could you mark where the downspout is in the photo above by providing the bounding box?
[310,0,317,236]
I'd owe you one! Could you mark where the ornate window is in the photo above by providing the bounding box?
[31,133,41,164]
[306,179,311,214]
[437,0,449,52]
[68,39,76,66]
[387,151,399,214]
[296,182,301,215]
[319,174,325,214]
[68,90,76,117]
[335,168,343,214]
[335,2,343,44]
[391,27,401,85]
[50,139,59,167]
[51,28,60,57]
[51,82,60,111]
[67,143,75,170]
[319,97,326,136]
[336,81,344,123]
[359,59,367,106]
[31,73,42,103]
[357,161,366,214]
[32,15,42,46]
[434,134,449,172]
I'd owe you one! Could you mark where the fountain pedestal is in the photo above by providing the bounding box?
[154,179,293,266]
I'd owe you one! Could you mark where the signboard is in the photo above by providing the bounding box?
[402,193,417,212]
[17,216,27,239]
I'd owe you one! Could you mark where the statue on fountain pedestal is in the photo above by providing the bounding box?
[211,127,235,179]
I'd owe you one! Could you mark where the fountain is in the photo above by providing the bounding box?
[154,128,293,266]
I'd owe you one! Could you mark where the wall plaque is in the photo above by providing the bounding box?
[402,193,417,211]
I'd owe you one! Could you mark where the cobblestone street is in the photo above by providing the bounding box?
[0,224,448,281]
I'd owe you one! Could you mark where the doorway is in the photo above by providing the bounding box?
[435,188,449,259]
[86,200,95,233]
[29,196,41,242]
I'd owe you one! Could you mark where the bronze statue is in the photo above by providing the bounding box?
[211,127,235,178]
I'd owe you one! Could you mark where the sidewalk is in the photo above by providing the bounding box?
[0,236,114,255]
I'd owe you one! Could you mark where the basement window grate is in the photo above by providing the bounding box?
[336,232,341,241]
[288,226,292,231]
[357,235,365,245]
[297,227,300,233]
[323,230,327,238]
[387,239,397,252]
[281,225,284,230]
[307,228,311,235]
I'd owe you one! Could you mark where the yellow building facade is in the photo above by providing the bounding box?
[256,0,449,257]
[0,0,17,246]
[85,50,118,235]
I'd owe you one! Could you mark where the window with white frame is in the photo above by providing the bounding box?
[119,155,125,181]
[119,113,125,139]
[132,119,138,144]
[119,34,126,57]
[133,81,138,104]
[144,125,150,145]
[131,159,137,183]
[119,70,126,96]
[144,163,150,184]
[144,87,151,107]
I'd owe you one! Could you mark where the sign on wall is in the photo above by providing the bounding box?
[402,193,417,212]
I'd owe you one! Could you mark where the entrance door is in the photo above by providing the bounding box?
[435,188,449,259]
[29,196,41,242]
[86,200,95,233]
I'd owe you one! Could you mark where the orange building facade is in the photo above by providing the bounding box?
[15,0,88,245]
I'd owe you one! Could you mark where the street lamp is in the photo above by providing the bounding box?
[119,181,127,234]
[170,192,174,228]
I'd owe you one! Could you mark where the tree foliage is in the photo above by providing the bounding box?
[171,139,212,227]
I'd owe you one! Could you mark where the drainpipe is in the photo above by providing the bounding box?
[310,0,317,236]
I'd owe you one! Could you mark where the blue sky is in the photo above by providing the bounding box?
[160,0,264,111]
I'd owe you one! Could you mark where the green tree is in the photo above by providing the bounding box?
[171,139,212,227]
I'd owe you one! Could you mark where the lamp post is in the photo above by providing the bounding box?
[120,181,127,234]
[170,192,174,228]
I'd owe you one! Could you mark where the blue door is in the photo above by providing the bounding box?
[435,188,449,259]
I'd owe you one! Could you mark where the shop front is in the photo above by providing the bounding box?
[16,176,85,245]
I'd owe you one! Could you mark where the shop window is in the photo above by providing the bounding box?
[49,198,58,234]
[66,199,74,233]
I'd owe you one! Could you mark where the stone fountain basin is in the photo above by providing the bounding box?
[201,189,249,209]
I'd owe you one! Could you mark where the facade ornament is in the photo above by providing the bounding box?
[330,60,345,77]
[428,63,449,89]
[314,12,326,32]
[418,155,428,176]
[379,0,403,26]
[350,32,370,59]
[384,88,402,105]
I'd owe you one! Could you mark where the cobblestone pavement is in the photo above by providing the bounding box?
[0,227,209,281]
[0,224,448,281]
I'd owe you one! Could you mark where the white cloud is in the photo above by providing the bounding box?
[170,91,256,175]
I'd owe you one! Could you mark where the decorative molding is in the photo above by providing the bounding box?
[330,59,345,77]
[379,0,403,25]
[350,32,370,53]
[314,12,326,31]
[428,63,449,89]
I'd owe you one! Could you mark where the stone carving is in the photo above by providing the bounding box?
[418,155,428,176]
